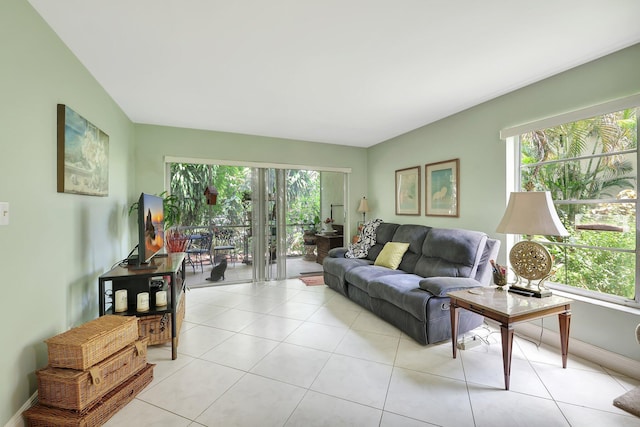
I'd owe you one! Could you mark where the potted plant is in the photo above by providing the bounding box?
[301,214,320,261]
[302,214,320,245]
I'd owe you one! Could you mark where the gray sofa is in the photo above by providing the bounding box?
[322,223,500,345]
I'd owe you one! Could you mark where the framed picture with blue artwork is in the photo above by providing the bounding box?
[57,104,109,196]
[425,158,459,217]
[395,166,421,215]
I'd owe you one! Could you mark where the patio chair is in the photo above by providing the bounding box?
[213,228,237,267]
[186,232,213,273]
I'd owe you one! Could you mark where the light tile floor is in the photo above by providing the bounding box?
[105,279,640,427]
[185,256,323,286]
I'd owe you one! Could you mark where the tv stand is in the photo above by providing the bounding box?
[99,252,186,359]
[127,262,158,271]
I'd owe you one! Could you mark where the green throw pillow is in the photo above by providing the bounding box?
[374,242,410,270]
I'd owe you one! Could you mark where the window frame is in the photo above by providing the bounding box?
[502,95,640,308]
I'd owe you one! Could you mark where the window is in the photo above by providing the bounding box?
[512,107,638,305]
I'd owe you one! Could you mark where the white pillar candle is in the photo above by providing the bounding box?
[136,292,149,312]
[155,290,167,307]
[114,290,128,312]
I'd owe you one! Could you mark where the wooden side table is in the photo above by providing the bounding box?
[315,234,343,264]
[448,288,572,390]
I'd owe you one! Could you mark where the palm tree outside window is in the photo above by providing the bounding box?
[515,107,638,304]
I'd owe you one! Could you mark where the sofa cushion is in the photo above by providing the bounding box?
[414,228,487,279]
[391,224,431,274]
[368,274,430,321]
[328,247,348,258]
[366,222,399,261]
[419,277,484,297]
[345,265,406,293]
[374,242,410,269]
[322,257,373,295]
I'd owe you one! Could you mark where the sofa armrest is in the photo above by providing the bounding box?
[419,277,483,297]
[328,247,347,258]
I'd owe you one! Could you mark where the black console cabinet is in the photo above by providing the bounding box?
[98,252,186,359]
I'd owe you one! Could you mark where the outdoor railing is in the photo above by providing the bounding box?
[176,223,315,261]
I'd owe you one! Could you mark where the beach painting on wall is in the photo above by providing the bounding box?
[57,104,109,196]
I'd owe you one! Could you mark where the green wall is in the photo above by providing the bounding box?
[368,43,640,362]
[0,0,136,424]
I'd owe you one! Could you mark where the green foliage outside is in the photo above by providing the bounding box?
[127,191,182,229]
[286,169,320,228]
[285,169,321,254]
[521,108,637,299]
[548,231,635,299]
[168,163,320,256]
[521,109,637,206]
[170,163,251,226]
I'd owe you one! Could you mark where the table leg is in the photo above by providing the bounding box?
[172,337,178,360]
[500,323,514,390]
[98,280,105,316]
[450,303,460,359]
[558,310,571,368]
[171,274,177,360]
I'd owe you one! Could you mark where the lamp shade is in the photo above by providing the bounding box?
[496,191,569,237]
[357,197,370,213]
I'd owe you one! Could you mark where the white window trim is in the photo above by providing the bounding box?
[500,93,640,139]
[501,96,640,308]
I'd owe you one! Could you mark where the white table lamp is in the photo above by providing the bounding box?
[496,191,569,297]
[357,197,370,222]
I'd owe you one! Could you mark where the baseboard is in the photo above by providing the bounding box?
[4,392,37,427]
[514,322,640,381]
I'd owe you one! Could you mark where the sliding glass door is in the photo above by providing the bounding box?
[167,159,347,284]
[250,167,286,281]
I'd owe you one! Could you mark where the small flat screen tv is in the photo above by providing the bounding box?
[133,192,165,269]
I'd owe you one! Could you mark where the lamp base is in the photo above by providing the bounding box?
[508,240,555,298]
[509,284,552,298]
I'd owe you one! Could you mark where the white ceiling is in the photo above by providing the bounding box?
[28,0,640,147]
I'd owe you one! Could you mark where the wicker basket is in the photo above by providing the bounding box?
[36,337,149,412]
[24,363,154,427]
[138,291,185,345]
[45,316,139,371]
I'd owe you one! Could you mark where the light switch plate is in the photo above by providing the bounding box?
[0,202,9,225]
